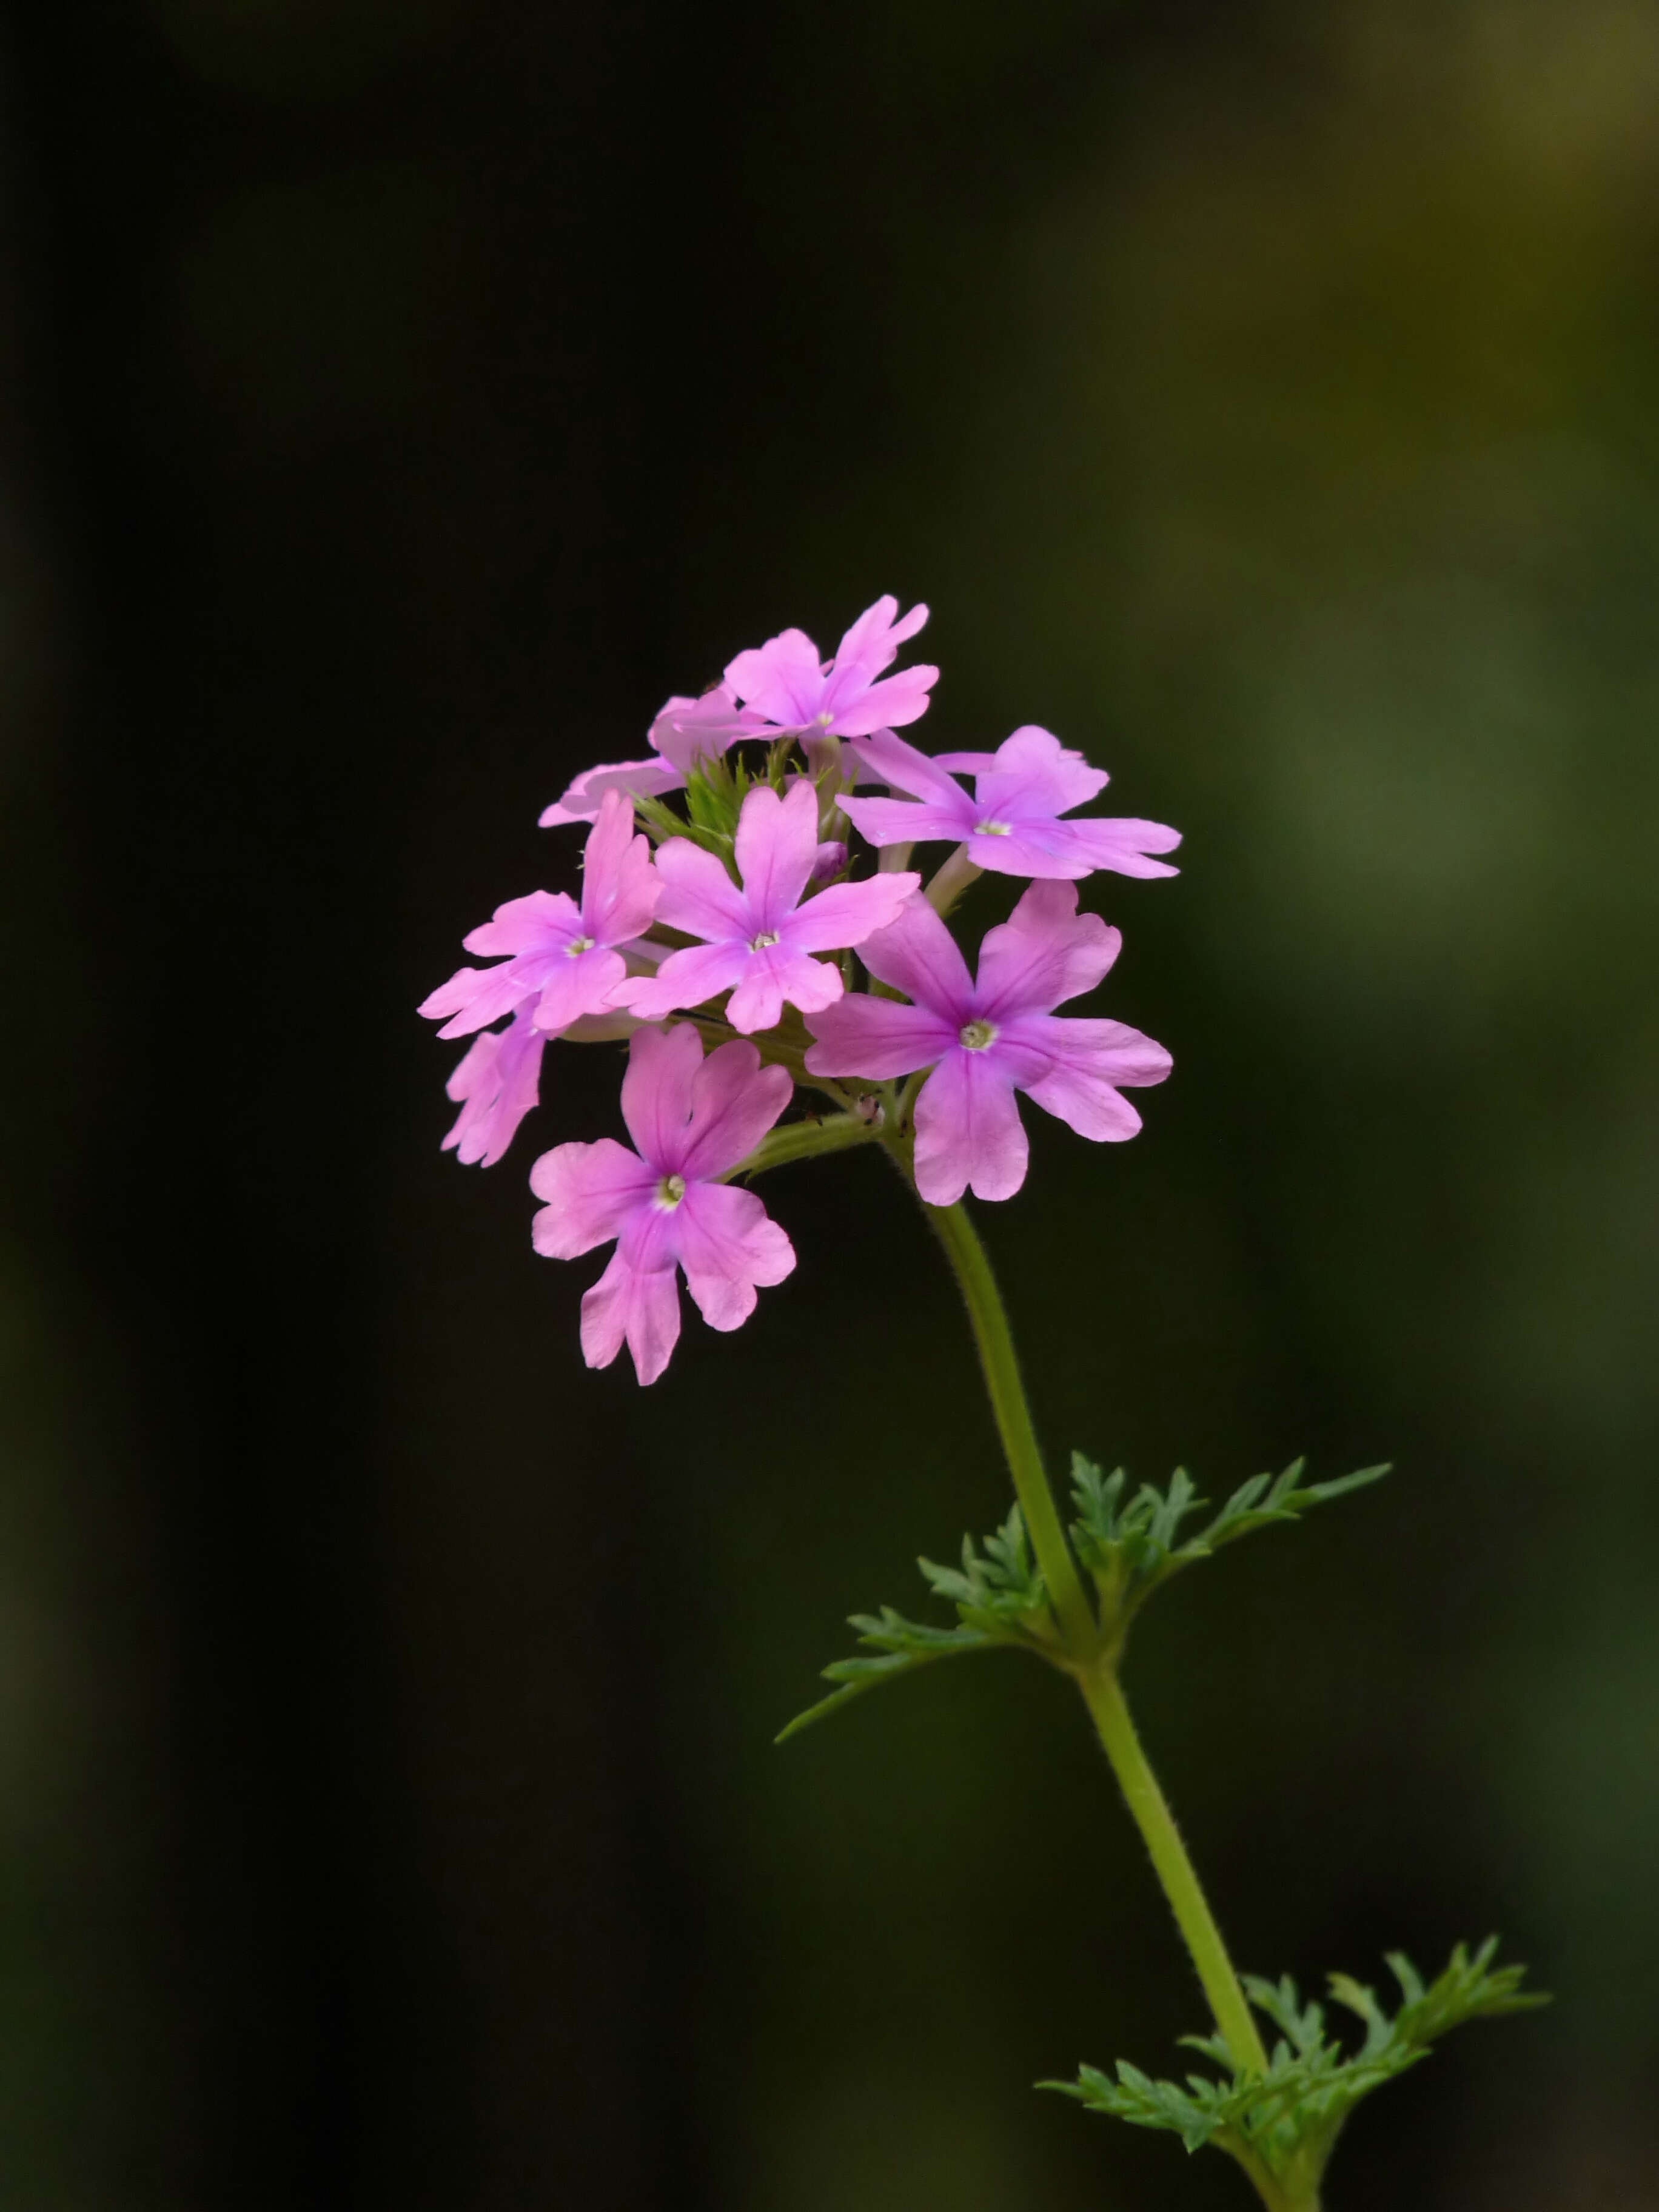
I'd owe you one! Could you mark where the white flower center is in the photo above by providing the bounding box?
[748,930,780,951]
[654,1173,687,1210]
[973,819,1012,837]
[959,1019,997,1051]
[815,709,834,726]
[565,934,595,957]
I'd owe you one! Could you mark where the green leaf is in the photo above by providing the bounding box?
[778,1507,1061,1742]
[1068,1452,1390,1644]
[1048,1940,1547,2193]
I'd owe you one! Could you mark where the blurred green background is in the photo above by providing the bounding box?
[2,0,1656,2205]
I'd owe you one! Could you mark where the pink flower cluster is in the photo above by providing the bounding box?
[421,596,1178,1382]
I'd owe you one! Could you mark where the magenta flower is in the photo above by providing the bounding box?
[418,789,660,1042]
[440,1006,547,1168]
[724,595,938,740]
[802,882,1172,1205]
[529,1022,796,1384]
[840,725,1182,882]
[615,780,920,1034]
[540,683,766,828]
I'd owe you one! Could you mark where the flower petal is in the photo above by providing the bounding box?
[974,725,1108,822]
[531,943,630,1034]
[421,960,539,1040]
[613,940,752,1021]
[529,1136,656,1256]
[440,1011,546,1167]
[912,1048,1029,1205]
[540,757,685,827]
[579,788,661,945]
[674,1181,796,1333]
[803,993,956,1081]
[579,1246,682,1384]
[780,871,922,953]
[1014,1014,1173,1140]
[616,1019,704,1169]
[677,1037,793,1181]
[652,834,752,942]
[724,945,843,1034]
[462,889,581,959]
[734,780,819,931]
[844,728,970,809]
[724,626,826,728]
[974,880,1120,1021]
[647,682,765,774]
[837,794,970,848]
[854,895,974,1017]
[827,664,938,736]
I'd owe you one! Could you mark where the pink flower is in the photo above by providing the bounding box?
[840,725,1182,881]
[418,789,660,1041]
[802,883,1172,1205]
[529,1023,796,1384]
[615,780,921,1034]
[540,683,766,828]
[724,595,938,740]
[440,1007,547,1167]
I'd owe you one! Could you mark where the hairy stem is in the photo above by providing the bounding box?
[909,1184,1271,2088]
[1078,1666,1270,2079]
[731,1110,883,1181]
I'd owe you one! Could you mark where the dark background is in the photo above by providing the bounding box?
[2,1,1656,2206]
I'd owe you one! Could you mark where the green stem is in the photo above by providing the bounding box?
[910,1186,1272,2088]
[918,1199,1096,1648]
[1078,1666,1270,2079]
[730,1110,883,1181]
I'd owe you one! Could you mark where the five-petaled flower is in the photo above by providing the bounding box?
[529,1022,796,1384]
[725,594,938,742]
[419,788,660,1041]
[615,780,920,1034]
[841,725,1182,882]
[803,882,1172,1205]
[540,683,767,827]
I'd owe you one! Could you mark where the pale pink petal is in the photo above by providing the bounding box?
[674,1181,796,1333]
[617,1020,704,1169]
[579,788,661,945]
[776,870,921,953]
[831,594,909,675]
[854,896,974,1018]
[843,728,970,809]
[837,794,970,848]
[646,683,765,775]
[462,889,581,959]
[725,946,841,1034]
[440,1012,545,1167]
[422,960,540,1041]
[970,815,1178,880]
[1017,1017,1168,1142]
[974,881,1120,1021]
[803,994,957,1080]
[540,756,685,827]
[912,1050,1030,1205]
[614,940,751,1021]
[973,725,1108,822]
[528,1136,657,1257]
[826,663,939,736]
[530,943,630,1034]
[724,626,826,727]
[652,835,752,942]
[579,1246,682,1384]
[733,781,818,931]
[677,1037,793,1181]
